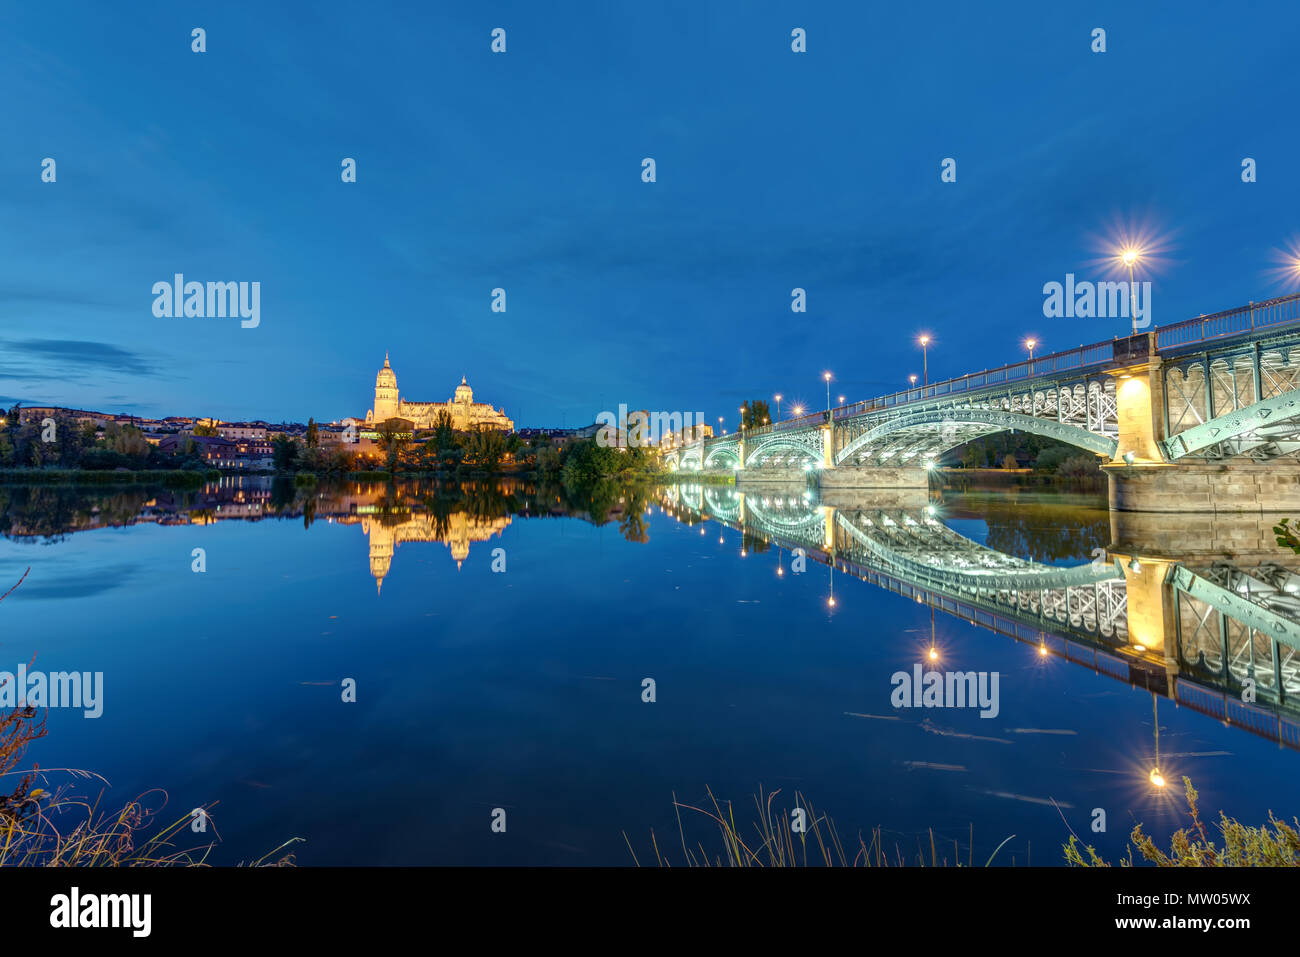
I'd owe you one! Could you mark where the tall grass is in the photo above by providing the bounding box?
[1065,777,1300,867]
[625,786,1015,867]
[0,567,300,866]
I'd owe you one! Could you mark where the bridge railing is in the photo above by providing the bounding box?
[828,340,1117,421]
[1154,291,1300,350]
[742,292,1300,435]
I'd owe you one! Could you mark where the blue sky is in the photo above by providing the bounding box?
[2,1,1298,427]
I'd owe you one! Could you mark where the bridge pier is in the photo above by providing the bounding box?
[818,466,929,490]
[735,467,807,486]
[1105,340,1300,512]
[1107,462,1300,513]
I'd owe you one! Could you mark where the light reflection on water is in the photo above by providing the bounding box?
[0,476,1296,865]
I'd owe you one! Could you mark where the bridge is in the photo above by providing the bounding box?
[662,293,1300,512]
[662,484,1300,750]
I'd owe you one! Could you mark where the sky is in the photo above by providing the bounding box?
[2,1,1299,428]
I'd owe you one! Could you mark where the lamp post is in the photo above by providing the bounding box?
[909,374,917,398]
[823,372,832,419]
[775,393,782,422]
[1026,338,1037,378]
[919,336,930,387]
[1120,247,1143,335]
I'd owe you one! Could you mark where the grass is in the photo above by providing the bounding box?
[1065,776,1300,867]
[0,468,216,487]
[0,567,300,866]
[625,786,1015,867]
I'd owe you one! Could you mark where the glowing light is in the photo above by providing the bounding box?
[919,335,930,347]
[1133,644,1146,653]
[828,596,836,607]
[1038,643,1048,657]
[1149,768,1166,788]
[928,647,939,662]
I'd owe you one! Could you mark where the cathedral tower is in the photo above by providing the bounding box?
[372,353,400,422]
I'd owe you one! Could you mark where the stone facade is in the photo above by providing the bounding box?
[1106,462,1300,514]
[365,355,514,431]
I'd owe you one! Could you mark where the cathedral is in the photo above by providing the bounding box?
[364,355,514,431]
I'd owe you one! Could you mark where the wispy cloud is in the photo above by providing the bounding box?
[0,339,158,378]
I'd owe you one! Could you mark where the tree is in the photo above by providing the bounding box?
[105,423,149,458]
[272,434,299,471]
[192,421,219,437]
[463,428,506,472]
[1001,453,1020,470]
[375,419,411,471]
[742,400,772,429]
[432,410,455,452]
[306,418,319,449]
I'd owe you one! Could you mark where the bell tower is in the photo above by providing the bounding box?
[373,353,400,422]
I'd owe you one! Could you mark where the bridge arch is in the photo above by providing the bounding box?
[704,445,741,469]
[834,408,1117,467]
[744,434,822,469]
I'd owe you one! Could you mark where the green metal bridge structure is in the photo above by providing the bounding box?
[662,293,1300,512]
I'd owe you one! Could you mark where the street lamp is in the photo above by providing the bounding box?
[909,374,917,396]
[1025,338,1037,377]
[918,336,930,387]
[775,393,782,421]
[1118,246,1144,335]
[823,371,832,417]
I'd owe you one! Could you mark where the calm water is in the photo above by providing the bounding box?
[1,477,1297,865]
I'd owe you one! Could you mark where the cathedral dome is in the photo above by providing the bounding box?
[454,375,473,403]
[376,354,397,389]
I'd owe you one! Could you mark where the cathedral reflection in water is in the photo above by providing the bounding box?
[352,509,511,593]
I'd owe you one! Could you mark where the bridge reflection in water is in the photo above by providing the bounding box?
[662,482,1300,751]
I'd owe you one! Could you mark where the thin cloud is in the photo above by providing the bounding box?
[0,339,158,377]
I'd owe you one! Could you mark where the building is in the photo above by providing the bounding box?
[364,355,514,432]
[662,423,714,447]
[158,434,272,469]
[217,422,268,442]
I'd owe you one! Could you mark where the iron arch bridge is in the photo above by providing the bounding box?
[660,292,1300,473]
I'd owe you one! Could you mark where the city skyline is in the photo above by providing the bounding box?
[4,4,1300,426]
